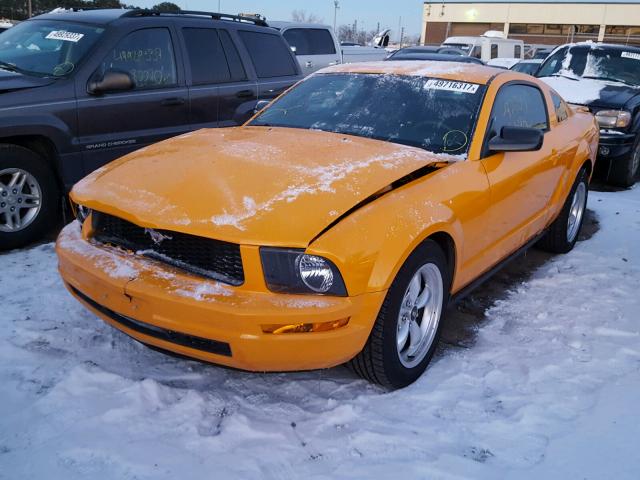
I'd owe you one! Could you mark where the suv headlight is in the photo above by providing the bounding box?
[595,110,631,129]
[260,248,347,296]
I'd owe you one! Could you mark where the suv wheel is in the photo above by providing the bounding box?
[0,145,59,250]
[609,138,640,188]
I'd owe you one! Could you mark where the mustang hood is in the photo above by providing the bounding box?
[0,69,55,92]
[73,127,453,246]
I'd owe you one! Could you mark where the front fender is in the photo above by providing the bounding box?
[307,173,466,297]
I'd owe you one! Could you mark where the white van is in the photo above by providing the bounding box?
[442,31,524,62]
[269,21,390,75]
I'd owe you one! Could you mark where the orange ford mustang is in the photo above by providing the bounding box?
[57,62,599,388]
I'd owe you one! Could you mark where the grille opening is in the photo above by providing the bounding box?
[91,212,244,286]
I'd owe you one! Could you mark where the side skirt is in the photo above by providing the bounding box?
[450,230,547,305]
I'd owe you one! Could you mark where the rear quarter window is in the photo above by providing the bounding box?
[238,30,298,78]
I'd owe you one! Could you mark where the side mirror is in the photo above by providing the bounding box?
[88,70,134,95]
[253,99,271,114]
[290,45,297,54]
[488,126,544,152]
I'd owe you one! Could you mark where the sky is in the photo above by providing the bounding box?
[133,0,424,38]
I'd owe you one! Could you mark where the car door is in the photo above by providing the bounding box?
[236,29,301,101]
[282,28,340,75]
[180,27,257,129]
[77,26,189,175]
[480,82,561,260]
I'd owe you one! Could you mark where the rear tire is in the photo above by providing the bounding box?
[538,167,588,254]
[349,240,450,389]
[0,144,59,250]
[608,138,640,188]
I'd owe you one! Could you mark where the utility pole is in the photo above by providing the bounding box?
[333,1,339,33]
[400,26,405,48]
[28,0,32,18]
[398,16,402,44]
[217,0,221,12]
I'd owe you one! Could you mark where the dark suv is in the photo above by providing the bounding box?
[537,42,640,187]
[0,9,302,249]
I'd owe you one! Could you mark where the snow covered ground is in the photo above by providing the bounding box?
[1,185,639,479]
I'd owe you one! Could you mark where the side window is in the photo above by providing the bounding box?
[488,84,549,140]
[491,44,498,59]
[283,28,336,55]
[101,28,177,90]
[551,91,570,123]
[238,30,298,78]
[283,28,311,55]
[182,28,230,85]
[218,30,247,81]
[514,45,521,58]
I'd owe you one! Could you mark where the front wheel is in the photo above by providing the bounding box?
[538,167,588,254]
[349,240,450,389]
[0,145,60,250]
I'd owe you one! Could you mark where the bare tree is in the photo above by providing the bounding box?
[291,9,323,24]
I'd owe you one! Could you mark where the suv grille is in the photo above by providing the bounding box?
[92,212,244,285]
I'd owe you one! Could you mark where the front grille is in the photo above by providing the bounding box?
[92,212,244,285]
[69,284,232,357]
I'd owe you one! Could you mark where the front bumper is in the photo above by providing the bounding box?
[598,130,636,161]
[56,222,386,371]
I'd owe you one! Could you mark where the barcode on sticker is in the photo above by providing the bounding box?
[621,51,640,61]
[45,30,84,42]
[425,79,479,94]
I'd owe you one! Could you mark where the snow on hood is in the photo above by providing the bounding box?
[540,76,608,105]
[72,127,458,247]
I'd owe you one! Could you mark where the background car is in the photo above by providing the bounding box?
[538,42,640,187]
[386,45,466,58]
[0,8,302,250]
[510,59,543,75]
[58,62,598,389]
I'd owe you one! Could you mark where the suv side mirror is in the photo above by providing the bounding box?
[290,45,297,54]
[488,126,544,152]
[88,70,134,95]
[254,99,271,114]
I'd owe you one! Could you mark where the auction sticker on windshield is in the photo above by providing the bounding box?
[45,30,84,42]
[425,79,479,94]
[621,52,640,61]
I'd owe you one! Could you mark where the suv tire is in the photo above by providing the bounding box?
[0,144,59,250]
[609,137,640,188]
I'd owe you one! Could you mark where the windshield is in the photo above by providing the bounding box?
[537,46,640,86]
[250,73,486,155]
[0,20,104,77]
[443,43,473,55]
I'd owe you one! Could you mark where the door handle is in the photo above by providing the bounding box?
[236,89,255,98]
[305,61,313,68]
[161,97,186,106]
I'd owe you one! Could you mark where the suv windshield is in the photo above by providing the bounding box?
[538,45,640,86]
[250,73,485,155]
[0,20,104,77]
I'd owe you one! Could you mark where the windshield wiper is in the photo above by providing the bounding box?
[548,73,579,81]
[0,60,19,73]
[582,75,636,87]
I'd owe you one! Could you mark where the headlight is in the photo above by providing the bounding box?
[595,110,631,128]
[260,248,347,296]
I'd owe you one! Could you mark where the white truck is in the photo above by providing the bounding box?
[442,31,524,63]
[269,21,390,75]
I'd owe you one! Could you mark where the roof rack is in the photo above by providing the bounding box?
[121,9,268,27]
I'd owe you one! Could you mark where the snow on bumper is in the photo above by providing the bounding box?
[56,221,385,371]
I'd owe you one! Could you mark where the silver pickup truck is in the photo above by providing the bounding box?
[269,21,390,75]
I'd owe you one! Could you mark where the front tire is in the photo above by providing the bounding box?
[0,144,59,250]
[349,240,450,389]
[538,167,588,254]
[609,138,640,188]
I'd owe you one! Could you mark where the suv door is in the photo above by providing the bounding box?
[282,28,340,75]
[480,82,560,259]
[77,26,189,174]
[237,30,301,101]
[181,27,257,128]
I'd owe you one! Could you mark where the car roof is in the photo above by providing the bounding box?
[390,53,483,64]
[321,61,503,84]
[33,8,128,24]
[565,41,640,52]
[268,21,333,30]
